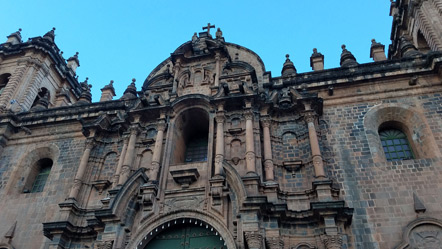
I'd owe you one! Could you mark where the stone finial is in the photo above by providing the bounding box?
[43,27,56,42]
[370,39,387,62]
[281,54,297,76]
[192,32,198,42]
[6,28,22,45]
[340,44,358,68]
[310,48,324,71]
[121,78,138,100]
[100,80,116,102]
[399,36,422,58]
[77,77,92,104]
[67,52,80,73]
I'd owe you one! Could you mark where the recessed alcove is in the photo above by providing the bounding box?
[171,108,209,165]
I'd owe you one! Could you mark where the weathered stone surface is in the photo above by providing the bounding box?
[0,7,441,249]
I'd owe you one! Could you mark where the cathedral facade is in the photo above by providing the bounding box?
[0,1,442,249]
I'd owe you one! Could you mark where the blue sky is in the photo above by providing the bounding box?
[1,1,392,102]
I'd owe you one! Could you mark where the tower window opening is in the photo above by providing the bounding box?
[0,73,11,95]
[31,87,50,108]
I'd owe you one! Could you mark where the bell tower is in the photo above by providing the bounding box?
[0,28,82,113]
[389,0,442,58]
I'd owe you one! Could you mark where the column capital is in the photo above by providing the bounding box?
[129,125,141,135]
[85,139,96,149]
[215,51,221,60]
[260,117,272,128]
[215,113,225,123]
[244,110,254,121]
[303,110,318,124]
[157,122,167,132]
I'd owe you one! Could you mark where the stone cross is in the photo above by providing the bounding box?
[203,23,215,36]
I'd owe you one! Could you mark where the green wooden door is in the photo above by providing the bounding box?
[145,225,225,249]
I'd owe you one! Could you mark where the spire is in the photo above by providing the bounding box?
[399,36,422,58]
[281,54,297,76]
[67,52,80,73]
[310,48,324,71]
[340,45,358,67]
[370,39,387,62]
[43,27,56,42]
[3,221,16,245]
[6,28,22,45]
[121,78,138,100]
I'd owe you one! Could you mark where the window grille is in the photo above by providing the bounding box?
[379,129,414,161]
[31,166,51,193]
[185,138,208,162]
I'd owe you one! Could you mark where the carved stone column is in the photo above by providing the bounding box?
[245,110,256,174]
[266,237,284,249]
[214,106,225,176]
[0,62,29,112]
[244,232,263,249]
[68,139,95,200]
[214,52,221,87]
[118,126,140,185]
[261,117,274,181]
[304,110,326,178]
[321,235,343,249]
[113,138,128,187]
[172,60,181,94]
[150,120,166,181]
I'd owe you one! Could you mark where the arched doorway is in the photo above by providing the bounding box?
[144,224,225,249]
[137,218,227,249]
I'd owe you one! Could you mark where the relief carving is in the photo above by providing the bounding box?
[396,218,442,249]
[96,240,113,249]
[409,224,442,249]
[164,196,204,212]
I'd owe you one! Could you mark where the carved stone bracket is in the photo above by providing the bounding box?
[244,231,264,249]
[170,168,200,188]
[283,160,303,173]
[92,180,111,195]
[138,183,158,211]
[266,237,284,249]
[321,234,343,249]
[209,175,227,206]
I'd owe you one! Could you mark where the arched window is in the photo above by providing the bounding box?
[0,73,11,95]
[379,128,414,161]
[25,158,53,193]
